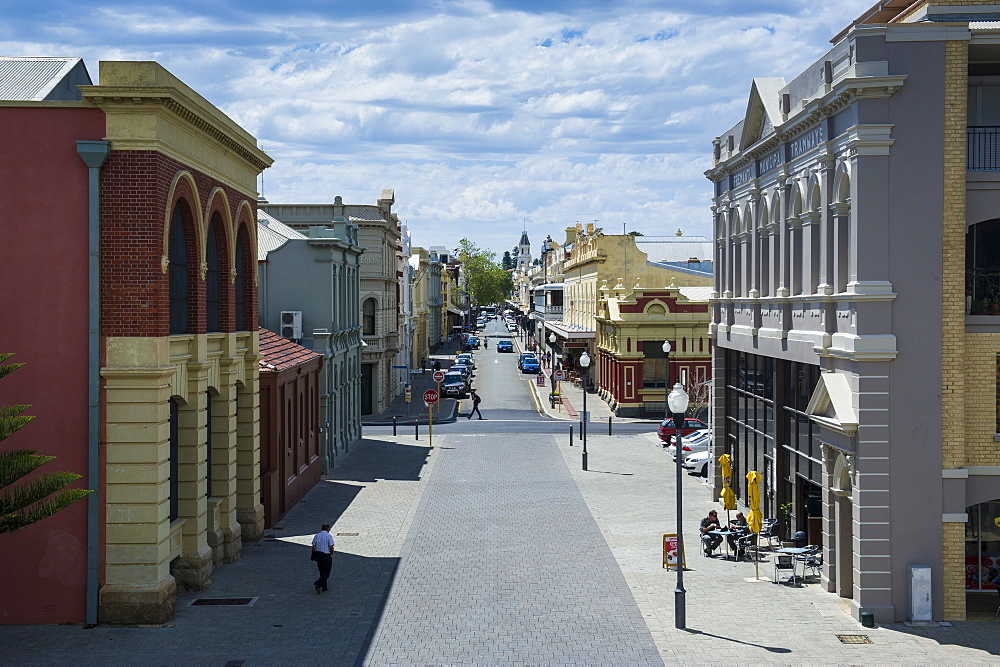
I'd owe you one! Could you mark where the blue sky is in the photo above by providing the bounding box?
[4,0,873,256]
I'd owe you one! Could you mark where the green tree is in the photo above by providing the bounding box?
[458,239,514,306]
[1,354,92,535]
[627,230,644,236]
[501,250,512,270]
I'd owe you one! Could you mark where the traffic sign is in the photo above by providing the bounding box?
[554,370,566,381]
[432,370,445,383]
[423,389,439,405]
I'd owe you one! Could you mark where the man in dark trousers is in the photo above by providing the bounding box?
[468,390,484,419]
[311,522,335,593]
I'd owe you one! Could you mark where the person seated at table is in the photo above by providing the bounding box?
[699,510,723,556]
[726,512,747,555]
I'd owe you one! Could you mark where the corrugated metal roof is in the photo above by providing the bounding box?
[678,286,712,302]
[635,236,714,263]
[0,57,91,101]
[257,210,307,260]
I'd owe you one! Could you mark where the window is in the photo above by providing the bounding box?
[363,298,376,335]
[966,218,1000,314]
[206,218,221,332]
[169,205,190,334]
[234,229,249,330]
[169,399,180,521]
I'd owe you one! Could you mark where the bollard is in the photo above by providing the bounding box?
[860,612,875,628]
[393,415,398,436]
[608,416,612,436]
[415,420,419,440]
[569,425,574,446]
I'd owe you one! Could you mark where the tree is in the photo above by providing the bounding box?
[1,354,91,535]
[501,250,512,270]
[457,239,514,306]
[627,230,644,237]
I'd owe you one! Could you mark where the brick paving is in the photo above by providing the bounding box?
[1,427,997,664]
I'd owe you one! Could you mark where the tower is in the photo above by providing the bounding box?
[516,230,531,271]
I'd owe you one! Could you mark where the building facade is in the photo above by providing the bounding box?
[596,284,712,418]
[0,58,270,625]
[707,0,1000,623]
[256,208,363,469]
[261,193,398,416]
[257,329,323,528]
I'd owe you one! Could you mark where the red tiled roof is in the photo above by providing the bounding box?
[258,327,322,372]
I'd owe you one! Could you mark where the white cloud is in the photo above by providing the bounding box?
[3,0,874,254]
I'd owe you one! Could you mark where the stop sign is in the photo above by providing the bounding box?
[432,370,445,382]
[423,389,439,404]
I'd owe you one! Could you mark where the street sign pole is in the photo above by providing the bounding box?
[423,389,439,447]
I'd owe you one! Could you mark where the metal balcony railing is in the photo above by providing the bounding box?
[968,127,1000,171]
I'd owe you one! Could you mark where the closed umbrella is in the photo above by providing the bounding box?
[719,454,736,524]
[746,470,763,578]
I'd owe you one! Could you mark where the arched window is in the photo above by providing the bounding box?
[206,217,221,332]
[967,218,1000,314]
[169,204,190,334]
[234,228,250,330]
[363,298,376,335]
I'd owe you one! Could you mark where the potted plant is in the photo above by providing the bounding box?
[779,502,794,548]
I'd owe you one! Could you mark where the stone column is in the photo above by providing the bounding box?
[235,349,264,543]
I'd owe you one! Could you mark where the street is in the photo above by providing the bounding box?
[1,319,997,664]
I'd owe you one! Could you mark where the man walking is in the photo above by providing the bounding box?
[468,390,484,420]
[311,522,335,593]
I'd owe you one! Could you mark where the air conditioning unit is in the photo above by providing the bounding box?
[280,311,303,339]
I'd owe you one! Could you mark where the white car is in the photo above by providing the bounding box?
[682,450,712,477]
[667,429,711,460]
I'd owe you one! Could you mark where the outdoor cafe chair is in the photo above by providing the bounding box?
[804,551,823,579]
[759,520,782,549]
[773,554,797,585]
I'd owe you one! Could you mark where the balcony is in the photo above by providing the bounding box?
[968,127,1000,171]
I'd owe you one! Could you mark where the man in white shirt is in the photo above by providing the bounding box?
[311,523,335,593]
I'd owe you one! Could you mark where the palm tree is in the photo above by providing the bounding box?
[1,354,91,534]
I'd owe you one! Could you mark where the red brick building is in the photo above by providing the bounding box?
[0,58,270,625]
[258,328,323,528]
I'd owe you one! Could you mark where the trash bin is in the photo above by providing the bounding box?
[860,611,875,628]
[793,530,807,548]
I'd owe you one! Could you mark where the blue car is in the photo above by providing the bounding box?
[497,340,514,353]
[519,355,541,374]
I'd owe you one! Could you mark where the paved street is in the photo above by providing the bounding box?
[1,320,998,664]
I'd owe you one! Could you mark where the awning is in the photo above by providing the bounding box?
[447,306,462,316]
[544,321,596,339]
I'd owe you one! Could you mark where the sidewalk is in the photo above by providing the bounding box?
[361,340,465,425]
[514,336,656,426]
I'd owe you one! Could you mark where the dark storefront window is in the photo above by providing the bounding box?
[723,350,819,520]
[206,218,221,332]
[168,205,189,334]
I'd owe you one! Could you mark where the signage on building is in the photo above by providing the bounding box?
[788,125,825,159]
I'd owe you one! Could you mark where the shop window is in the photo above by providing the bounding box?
[965,502,1000,591]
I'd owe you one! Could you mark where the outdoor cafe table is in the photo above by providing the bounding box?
[708,530,737,560]
[776,546,810,584]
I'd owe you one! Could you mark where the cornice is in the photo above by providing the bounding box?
[706,73,906,184]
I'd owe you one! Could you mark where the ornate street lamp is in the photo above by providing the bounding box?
[579,351,591,470]
[667,381,690,629]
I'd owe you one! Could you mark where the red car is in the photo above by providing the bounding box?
[657,417,708,444]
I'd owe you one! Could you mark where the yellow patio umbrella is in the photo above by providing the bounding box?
[719,454,736,524]
[746,470,763,578]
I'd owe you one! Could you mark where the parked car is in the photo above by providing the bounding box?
[450,363,473,382]
[456,353,476,369]
[506,322,518,332]
[466,336,480,349]
[657,416,708,444]
[682,450,712,476]
[453,358,475,375]
[667,429,711,460]
[441,371,470,398]
[497,339,514,353]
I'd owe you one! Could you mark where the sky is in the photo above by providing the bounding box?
[4,0,874,258]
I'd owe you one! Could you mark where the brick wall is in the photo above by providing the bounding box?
[100,150,258,337]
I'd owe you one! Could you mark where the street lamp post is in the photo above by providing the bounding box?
[549,332,557,368]
[579,351,590,470]
[667,381,690,630]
